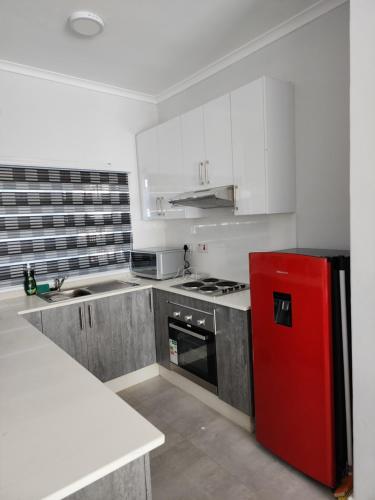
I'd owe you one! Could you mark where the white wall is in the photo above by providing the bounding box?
[164,212,296,283]
[159,4,349,261]
[350,1,375,499]
[0,70,165,251]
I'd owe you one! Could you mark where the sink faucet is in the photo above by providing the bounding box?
[54,276,67,291]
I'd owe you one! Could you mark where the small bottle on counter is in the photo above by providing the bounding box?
[24,263,37,296]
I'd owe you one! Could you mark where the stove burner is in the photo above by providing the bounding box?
[216,281,238,287]
[182,281,204,289]
[199,285,219,294]
[201,278,220,283]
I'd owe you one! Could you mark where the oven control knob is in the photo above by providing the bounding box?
[197,319,206,327]
[173,311,181,318]
[184,314,193,322]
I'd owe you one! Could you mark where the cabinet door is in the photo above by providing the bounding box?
[41,304,89,369]
[136,127,159,190]
[141,192,187,220]
[231,78,266,215]
[157,117,184,191]
[203,94,234,187]
[153,289,171,367]
[86,290,156,382]
[181,106,206,190]
[215,306,252,415]
[23,310,42,331]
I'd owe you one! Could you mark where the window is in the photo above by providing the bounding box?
[0,165,132,288]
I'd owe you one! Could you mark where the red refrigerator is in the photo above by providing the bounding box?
[250,249,352,488]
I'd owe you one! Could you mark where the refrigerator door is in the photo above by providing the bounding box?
[250,252,335,487]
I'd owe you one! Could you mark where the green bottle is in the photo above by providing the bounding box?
[24,263,37,296]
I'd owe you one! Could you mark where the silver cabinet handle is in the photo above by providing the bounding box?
[88,304,93,328]
[199,161,204,185]
[79,306,85,330]
[234,185,239,212]
[156,197,161,216]
[205,160,210,184]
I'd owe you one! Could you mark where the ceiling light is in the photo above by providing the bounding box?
[69,11,104,37]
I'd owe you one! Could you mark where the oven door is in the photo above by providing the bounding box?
[168,319,217,391]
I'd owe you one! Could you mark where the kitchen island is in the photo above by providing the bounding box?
[0,292,164,500]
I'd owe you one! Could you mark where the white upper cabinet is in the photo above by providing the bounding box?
[181,106,206,190]
[157,116,184,191]
[181,94,234,190]
[137,124,202,220]
[231,76,295,215]
[136,127,159,190]
[203,94,234,187]
[136,75,295,221]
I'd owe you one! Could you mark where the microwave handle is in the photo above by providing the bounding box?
[169,322,208,341]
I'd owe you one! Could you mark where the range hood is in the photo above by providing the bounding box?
[169,185,234,209]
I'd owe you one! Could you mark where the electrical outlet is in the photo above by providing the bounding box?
[197,242,208,253]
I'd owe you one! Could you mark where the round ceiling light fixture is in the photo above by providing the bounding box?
[69,11,104,37]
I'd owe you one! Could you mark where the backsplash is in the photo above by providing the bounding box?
[164,211,297,282]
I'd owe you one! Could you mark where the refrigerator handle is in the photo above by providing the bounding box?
[339,269,353,469]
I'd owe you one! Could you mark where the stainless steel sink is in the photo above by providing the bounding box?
[40,288,92,303]
[38,280,140,303]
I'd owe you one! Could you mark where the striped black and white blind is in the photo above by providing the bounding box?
[0,165,132,287]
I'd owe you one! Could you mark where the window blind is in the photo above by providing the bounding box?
[0,165,132,287]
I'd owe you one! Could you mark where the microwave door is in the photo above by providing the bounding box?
[131,252,157,278]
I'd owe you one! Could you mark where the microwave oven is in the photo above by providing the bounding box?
[130,247,185,280]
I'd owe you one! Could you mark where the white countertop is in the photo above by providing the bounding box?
[0,272,249,500]
[0,294,164,500]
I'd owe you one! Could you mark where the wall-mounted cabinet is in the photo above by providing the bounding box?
[180,94,233,190]
[231,77,295,215]
[136,75,295,221]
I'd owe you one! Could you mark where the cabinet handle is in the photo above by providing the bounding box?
[205,160,210,184]
[199,161,204,185]
[149,291,153,312]
[156,197,161,216]
[88,304,93,328]
[234,185,239,212]
[161,197,166,216]
[79,306,85,330]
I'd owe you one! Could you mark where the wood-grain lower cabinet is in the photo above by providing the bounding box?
[23,310,43,332]
[66,454,152,500]
[39,289,156,382]
[153,289,171,367]
[86,289,156,382]
[215,306,252,415]
[41,303,89,369]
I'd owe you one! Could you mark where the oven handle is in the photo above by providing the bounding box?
[169,322,209,341]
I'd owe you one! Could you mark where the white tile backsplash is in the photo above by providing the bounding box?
[164,211,297,283]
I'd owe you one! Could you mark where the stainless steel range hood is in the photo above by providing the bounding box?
[169,185,234,209]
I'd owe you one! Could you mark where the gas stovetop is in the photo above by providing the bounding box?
[173,277,248,296]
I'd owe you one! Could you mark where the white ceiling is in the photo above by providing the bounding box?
[0,0,323,95]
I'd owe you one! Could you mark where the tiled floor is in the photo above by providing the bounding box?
[118,377,333,500]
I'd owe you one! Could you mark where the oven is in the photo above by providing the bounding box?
[167,300,217,393]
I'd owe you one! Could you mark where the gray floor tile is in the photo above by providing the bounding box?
[118,377,332,500]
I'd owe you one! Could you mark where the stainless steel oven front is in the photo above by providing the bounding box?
[167,300,217,393]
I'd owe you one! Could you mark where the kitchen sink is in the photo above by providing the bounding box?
[40,288,92,303]
[38,280,140,303]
